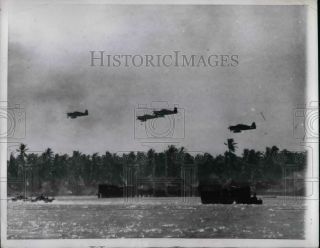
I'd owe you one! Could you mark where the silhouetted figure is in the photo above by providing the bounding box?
[252,193,257,201]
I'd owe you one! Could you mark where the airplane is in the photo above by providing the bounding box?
[136,114,160,122]
[153,107,178,117]
[229,122,256,133]
[137,107,178,122]
[67,109,88,119]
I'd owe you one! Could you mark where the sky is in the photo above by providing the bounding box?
[8,3,307,155]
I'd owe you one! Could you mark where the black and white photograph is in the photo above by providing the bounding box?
[0,0,318,247]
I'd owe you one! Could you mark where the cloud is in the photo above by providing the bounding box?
[8,4,306,154]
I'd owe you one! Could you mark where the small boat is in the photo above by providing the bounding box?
[199,183,263,205]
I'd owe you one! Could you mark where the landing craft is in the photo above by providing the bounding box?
[67,109,88,119]
[229,122,256,133]
[153,107,178,117]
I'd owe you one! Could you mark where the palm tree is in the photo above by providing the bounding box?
[16,143,28,166]
[146,149,155,177]
[16,143,28,197]
[39,148,54,186]
[224,139,238,180]
[8,153,18,179]
[26,153,39,194]
[165,145,179,177]
[224,139,237,153]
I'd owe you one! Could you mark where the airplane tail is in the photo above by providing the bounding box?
[85,109,88,115]
[251,122,256,129]
[174,107,178,113]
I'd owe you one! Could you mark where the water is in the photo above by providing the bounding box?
[7,196,305,239]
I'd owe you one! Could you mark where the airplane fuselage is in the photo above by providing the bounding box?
[137,114,161,122]
[229,122,256,133]
[67,110,88,119]
[137,107,178,122]
[153,107,178,117]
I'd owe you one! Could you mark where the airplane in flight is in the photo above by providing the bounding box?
[153,107,178,117]
[136,114,160,122]
[229,122,256,133]
[137,107,178,122]
[67,109,88,119]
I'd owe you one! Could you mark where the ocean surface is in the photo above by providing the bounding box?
[7,196,305,239]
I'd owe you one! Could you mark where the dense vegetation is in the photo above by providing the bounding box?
[7,142,306,196]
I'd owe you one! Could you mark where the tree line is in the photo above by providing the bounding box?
[7,142,306,195]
